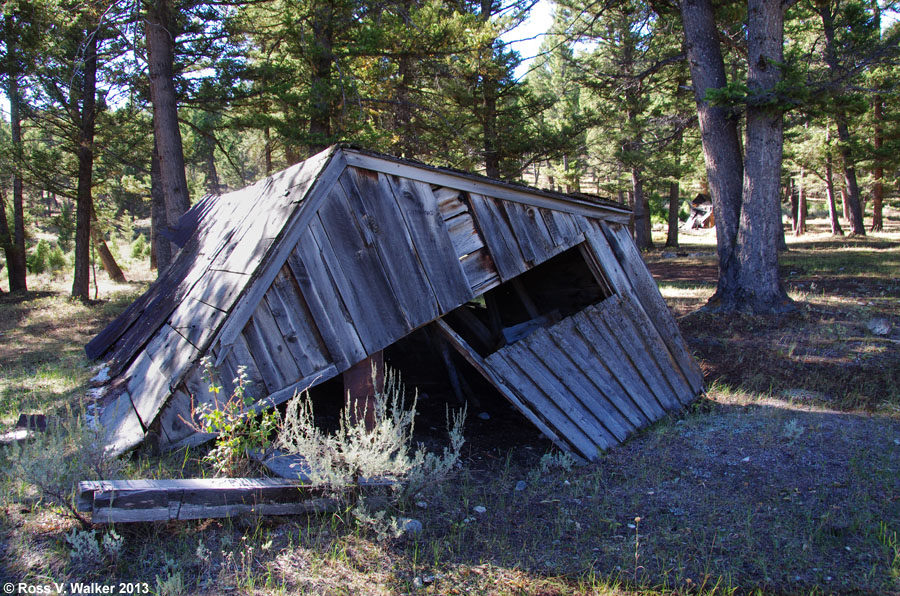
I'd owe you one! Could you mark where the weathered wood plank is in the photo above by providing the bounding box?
[253,363,339,411]
[343,151,632,224]
[602,222,705,392]
[100,391,146,456]
[591,302,676,413]
[125,324,198,429]
[80,473,398,523]
[499,200,537,264]
[467,193,529,280]
[387,175,474,311]
[571,308,658,424]
[223,333,268,400]
[508,336,615,454]
[341,167,441,328]
[528,326,631,445]
[313,191,408,351]
[575,305,666,422]
[245,299,303,391]
[266,267,330,376]
[544,209,580,248]
[500,312,558,345]
[487,347,599,459]
[446,212,484,258]
[187,270,249,312]
[501,200,557,264]
[166,298,226,350]
[618,294,696,405]
[552,316,646,429]
[213,149,346,356]
[287,231,366,371]
[434,187,468,220]
[433,319,570,453]
[460,248,500,295]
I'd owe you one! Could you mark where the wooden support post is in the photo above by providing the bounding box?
[343,351,383,430]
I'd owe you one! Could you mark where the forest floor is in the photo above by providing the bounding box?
[1,216,899,595]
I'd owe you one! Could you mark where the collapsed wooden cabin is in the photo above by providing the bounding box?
[87,146,704,461]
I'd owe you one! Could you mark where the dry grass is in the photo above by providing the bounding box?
[1,219,899,595]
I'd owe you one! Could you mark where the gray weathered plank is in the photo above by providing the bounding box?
[446,212,484,258]
[253,364,339,411]
[460,248,500,295]
[509,337,615,454]
[222,333,268,400]
[571,308,659,424]
[618,294,696,405]
[126,324,198,428]
[343,150,632,224]
[245,299,303,391]
[552,315,646,429]
[574,305,666,422]
[213,148,346,357]
[501,200,556,264]
[529,326,631,443]
[387,175,474,311]
[100,390,146,456]
[266,267,330,376]
[341,167,441,328]
[287,231,367,371]
[313,189,409,350]
[166,298,226,350]
[434,187,468,220]
[467,193,528,280]
[602,222,705,392]
[486,347,599,460]
[591,302,676,413]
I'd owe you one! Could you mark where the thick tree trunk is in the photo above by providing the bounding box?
[680,0,744,304]
[6,73,27,291]
[824,145,844,236]
[90,206,126,283]
[481,0,500,179]
[150,142,170,272]
[308,5,333,155]
[72,29,99,300]
[871,97,884,231]
[145,0,191,240]
[736,0,790,311]
[666,181,679,248]
[0,189,16,287]
[817,4,865,235]
[631,167,653,249]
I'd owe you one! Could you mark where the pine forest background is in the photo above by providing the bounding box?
[1,0,899,300]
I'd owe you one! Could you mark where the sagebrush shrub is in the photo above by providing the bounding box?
[4,408,122,525]
[277,366,466,497]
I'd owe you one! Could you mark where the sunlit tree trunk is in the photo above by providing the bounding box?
[72,28,99,300]
[146,0,191,267]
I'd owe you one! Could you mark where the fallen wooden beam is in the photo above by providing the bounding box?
[79,461,400,523]
[77,477,335,523]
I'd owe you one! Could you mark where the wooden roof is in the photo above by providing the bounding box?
[88,146,700,457]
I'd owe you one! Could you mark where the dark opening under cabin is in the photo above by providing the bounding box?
[86,145,705,461]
